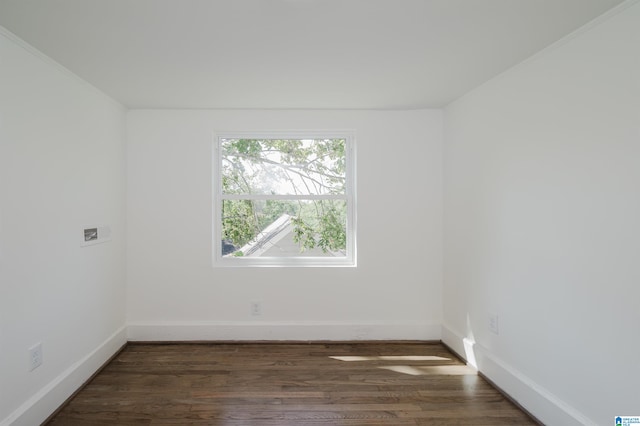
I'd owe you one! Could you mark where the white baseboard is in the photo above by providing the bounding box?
[0,326,127,426]
[127,320,442,342]
[441,325,595,426]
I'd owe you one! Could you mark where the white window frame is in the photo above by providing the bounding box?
[213,130,356,267]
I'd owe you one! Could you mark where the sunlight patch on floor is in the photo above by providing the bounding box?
[329,355,450,362]
[377,365,477,376]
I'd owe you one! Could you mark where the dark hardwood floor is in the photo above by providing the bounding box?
[46,342,537,425]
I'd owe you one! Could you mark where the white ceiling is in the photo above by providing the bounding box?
[0,0,625,109]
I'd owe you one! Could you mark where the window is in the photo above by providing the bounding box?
[213,131,356,267]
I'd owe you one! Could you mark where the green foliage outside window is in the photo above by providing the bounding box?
[221,138,347,255]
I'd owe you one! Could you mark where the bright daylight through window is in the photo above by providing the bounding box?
[214,132,355,266]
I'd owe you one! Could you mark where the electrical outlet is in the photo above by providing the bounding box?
[251,302,262,316]
[29,342,43,371]
[488,313,499,335]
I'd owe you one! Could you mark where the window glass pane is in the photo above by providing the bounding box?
[221,138,346,195]
[221,199,347,258]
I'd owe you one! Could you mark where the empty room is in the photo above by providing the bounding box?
[1,0,638,425]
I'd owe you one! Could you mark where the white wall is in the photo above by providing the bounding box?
[0,29,127,425]
[126,109,443,341]
[443,3,640,425]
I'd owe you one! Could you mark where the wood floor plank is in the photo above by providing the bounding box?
[46,342,537,425]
